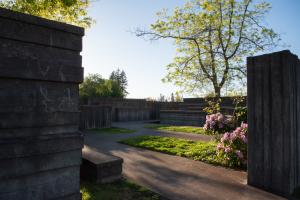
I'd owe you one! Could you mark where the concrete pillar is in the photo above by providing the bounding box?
[0,8,84,199]
[247,50,300,199]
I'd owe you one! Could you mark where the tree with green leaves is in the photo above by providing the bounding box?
[174,91,183,102]
[79,74,123,100]
[109,69,129,98]
[136,0,280,97]
[0,0,93,28]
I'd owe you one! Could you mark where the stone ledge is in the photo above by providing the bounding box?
[81,147,123,183]
[0,9,83,51]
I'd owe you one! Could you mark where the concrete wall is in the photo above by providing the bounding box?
[80,106,112,129]
[159,98,241,126]
[247,50,300,199]
[0,8,84,200]
[183,96,246,107]
[87,97,160,122]
[160,110,206,126]
[82,97,243,126]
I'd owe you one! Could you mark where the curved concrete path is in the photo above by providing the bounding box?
[84,121,286,200]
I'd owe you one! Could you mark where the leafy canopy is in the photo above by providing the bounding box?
[136,0,280,97]
[0,0,93,28]
[80,72,129,100]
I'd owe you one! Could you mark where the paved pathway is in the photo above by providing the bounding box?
[84,121,286,200]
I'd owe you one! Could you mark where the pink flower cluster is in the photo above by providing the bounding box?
[220,123,247,144]
[203,113,233,134]
[217,122,248,167]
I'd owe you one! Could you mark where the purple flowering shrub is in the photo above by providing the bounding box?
[216,122,248,168]
[203,113,234,135]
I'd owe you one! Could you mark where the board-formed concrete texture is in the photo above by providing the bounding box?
[0,8,84,199]
[82,97,242,126]
[159,99,239,126]
[80,106,112,129]
[160,110,206,126]
[87,97,160,122]
[247,50,300,199]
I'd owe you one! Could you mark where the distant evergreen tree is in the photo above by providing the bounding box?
[109,68,128,98]
[171,93,175,102]
[158,94,166,102]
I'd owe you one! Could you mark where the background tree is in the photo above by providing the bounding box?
[136,0,280,97]
[170,93,175,102]
[79,73,124,101]
[175,91,183,102]
[0,0,93,28]
[109,68,129,98]
[158,94,167,102]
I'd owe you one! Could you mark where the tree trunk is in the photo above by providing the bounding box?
[214,86,221,98]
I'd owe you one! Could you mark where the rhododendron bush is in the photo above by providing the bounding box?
[202,97,248,168]
[217,122,248,168]
[203,113,234,135]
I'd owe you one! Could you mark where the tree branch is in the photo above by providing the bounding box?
[227,0,251,59]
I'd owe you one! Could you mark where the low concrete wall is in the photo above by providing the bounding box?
[160,110,206,126]
[0,8,84,200]
[82,97,243,126]
[183,96,246,107]
[159,99,239,126]
[80,106,112,129]
[87,97,160,122]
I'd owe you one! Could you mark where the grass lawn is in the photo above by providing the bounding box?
[144,124,209,135]
[91,127,136,134]
[81,179,166,200]
[120,135,223,166]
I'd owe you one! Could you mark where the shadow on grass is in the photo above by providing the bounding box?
[80,178,168,200]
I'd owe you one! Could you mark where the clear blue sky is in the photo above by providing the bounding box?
[82,0,300,99]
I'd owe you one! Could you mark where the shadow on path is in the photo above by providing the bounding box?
[84,121,286,200]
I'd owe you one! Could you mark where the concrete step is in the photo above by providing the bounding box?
[81,146,123,183]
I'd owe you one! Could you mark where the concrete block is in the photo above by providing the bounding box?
[81,147,123,183]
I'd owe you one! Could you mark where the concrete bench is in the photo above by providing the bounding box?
[80,147,123,183]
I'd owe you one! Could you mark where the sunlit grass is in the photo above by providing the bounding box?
[144,124,210,135]
[120,135,223,166]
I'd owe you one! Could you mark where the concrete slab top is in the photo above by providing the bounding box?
[83,146,123,164]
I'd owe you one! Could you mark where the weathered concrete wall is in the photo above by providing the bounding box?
[247,50,300,199]
[80,106,112,129]
[160,110,206,126]
[159,99,238,126]
[87,97,160,122]
[183,96,246,107]
[84,97,241,125]
[0,8,84,199]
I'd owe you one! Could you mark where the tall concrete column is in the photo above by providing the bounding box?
[247,50,300,199]
[0,8,84,199]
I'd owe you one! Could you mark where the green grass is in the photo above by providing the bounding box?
[91,127,136,134]
[144,124,209,135]
[120,135,222,166]
[81,179,166,200]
